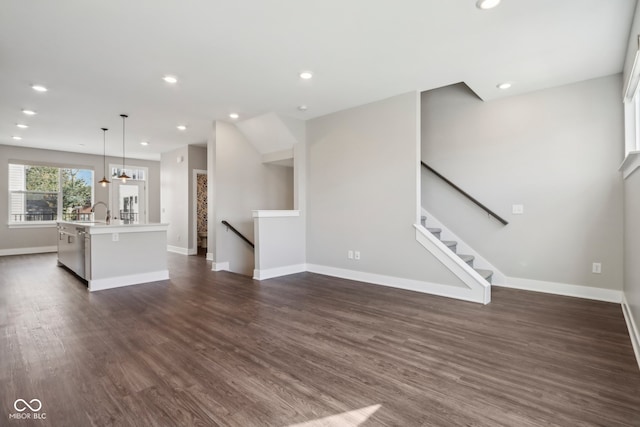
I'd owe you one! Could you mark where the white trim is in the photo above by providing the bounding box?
[252,210,300,218]
[306,263,488,304]
[496,276,622,303]
[87,224,169,234]
[212,261,229,271]
[88,270,169,292]
[0,245,57,256]
[206,252,214,261]
[414,224,491,304]
[167,245,190,255]
[624,43,640,101]
[253,264,306,280]
[622,294,640,371]
[619,150,640,179]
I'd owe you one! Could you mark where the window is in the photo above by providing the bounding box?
[625,88,640,156]
[110,166,146,181]
[9,164,94,224]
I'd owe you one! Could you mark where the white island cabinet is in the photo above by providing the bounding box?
[57,221,169,292]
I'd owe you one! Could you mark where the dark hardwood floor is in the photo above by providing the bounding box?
[1,253,639,426]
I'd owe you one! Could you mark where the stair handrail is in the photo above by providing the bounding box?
[221,220,255,248]
[421,161,508,226]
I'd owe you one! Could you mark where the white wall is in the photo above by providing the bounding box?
[421,76,624,291]
[253,213,305,279]
[622,4,640,366]
[161,145,189,251]
[0,144,160,253]
[212,121,294,275]
[623,1,640,97]
[161,145,207,253]
[306,92,464,287]
[624,169,640,353]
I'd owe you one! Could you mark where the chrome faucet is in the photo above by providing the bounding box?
[91,201,111,224]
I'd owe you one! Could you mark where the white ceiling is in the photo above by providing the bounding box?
[0,0,636,161]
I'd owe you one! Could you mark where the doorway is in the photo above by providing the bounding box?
[193,169,208,256]
[111,180,146,224]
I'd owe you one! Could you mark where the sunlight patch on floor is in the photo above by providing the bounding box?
[287,404,382,427]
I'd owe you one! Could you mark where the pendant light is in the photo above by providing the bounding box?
[98,127,111,187]
[117,114,131,183]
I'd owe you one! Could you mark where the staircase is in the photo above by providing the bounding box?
[421,216,493,284]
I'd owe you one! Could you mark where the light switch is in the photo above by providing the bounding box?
[512,204,524,215]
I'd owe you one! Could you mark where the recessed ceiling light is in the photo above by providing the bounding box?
[12,136,22,140]
[298,105,308,111]
[16,124,28,129]
[163,75,178,84]
[476,0,501,9]
[78,143,85,147]
[497,82,512,90]
[22,109,37,115]
[31,84,48,92]
[229,113,239,119]
[177,125,187,131]
[299,71,313,80]
[140,141,149,146]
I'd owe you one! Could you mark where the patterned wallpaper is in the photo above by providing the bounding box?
[197,173,207,234]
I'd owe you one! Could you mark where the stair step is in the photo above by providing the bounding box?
[442,240,457,252]
[420,216,427,226]
[475,268,493,283]
[427,227,441,238]
[458,254,474,267]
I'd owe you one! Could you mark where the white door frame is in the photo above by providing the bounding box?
[192,169,207,255]
[108,164,149,224]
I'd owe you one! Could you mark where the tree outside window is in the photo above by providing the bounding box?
[9,164,94,223]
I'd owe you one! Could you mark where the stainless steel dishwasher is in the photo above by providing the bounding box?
[57,224,87,279]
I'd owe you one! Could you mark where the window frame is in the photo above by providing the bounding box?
[8,163,95,227]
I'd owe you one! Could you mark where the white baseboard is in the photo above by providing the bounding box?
[497,277,622,303]
[622,294,640,371]
[212,261,229,272]
[88,270,169,292]
[167,245,189,255]
[0,246,57,256]
[206,252,214,261]
[306,264,487,304]
[253,264,306,280]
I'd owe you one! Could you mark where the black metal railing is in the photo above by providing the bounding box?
[11,212,57,222]
[221,220,254,249]
[63,212,93,221]
[421,161,508,226]
[12,211,96,222]
[119,211,139,223]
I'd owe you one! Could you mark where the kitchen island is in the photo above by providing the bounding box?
[57,221,169,291]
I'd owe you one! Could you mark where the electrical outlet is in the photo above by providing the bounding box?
[512,204,524,215]
[112,233,119,242]
[354,251,361,260]
[348,250,353,259]
[177,235,181,241]
[592,262,602,274]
